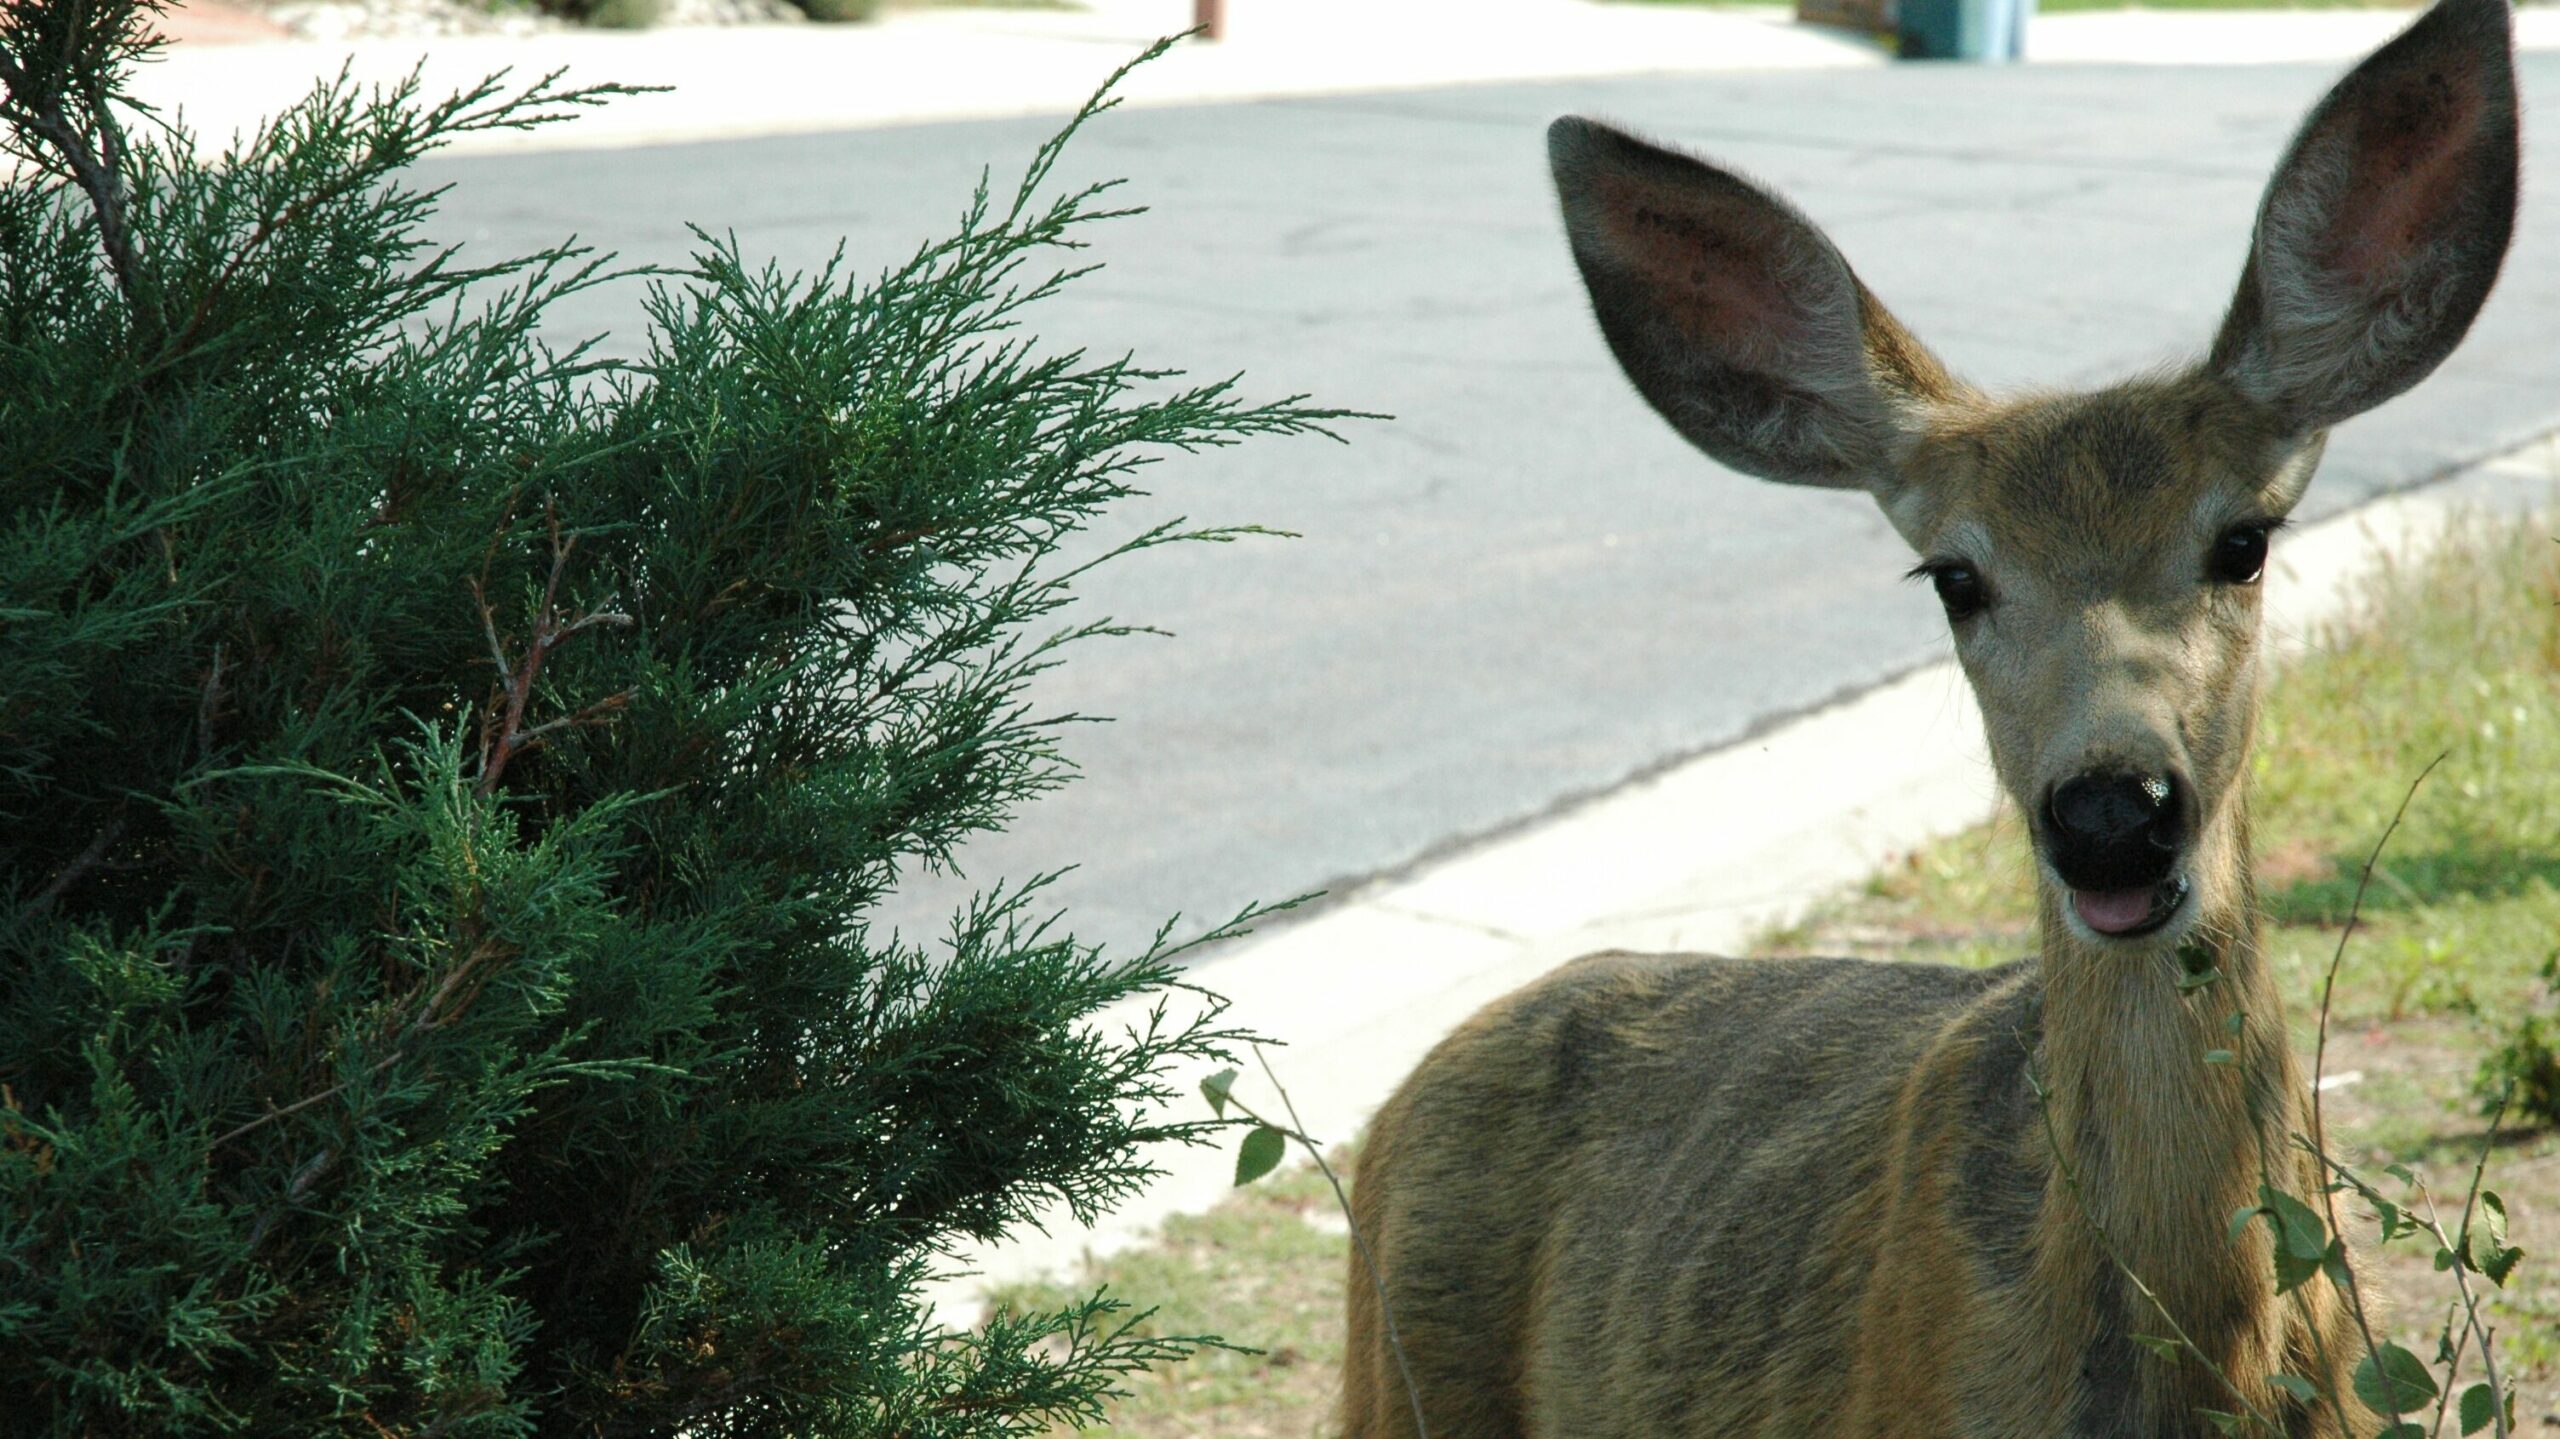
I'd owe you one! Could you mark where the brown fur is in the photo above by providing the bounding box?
[1342,2,2518,1434]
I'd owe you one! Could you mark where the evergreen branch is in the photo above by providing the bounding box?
[0,26,1354,1427]
[160,67,643,364]
[210,933,512,1152]
[0,36,143,319]
[1003,37,1176,230]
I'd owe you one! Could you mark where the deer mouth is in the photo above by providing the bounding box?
[2069,875,2190,938]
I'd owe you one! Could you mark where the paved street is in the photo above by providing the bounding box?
[412,54,2560,953]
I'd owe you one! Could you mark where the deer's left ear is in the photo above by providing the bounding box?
[2209,0,2518,435]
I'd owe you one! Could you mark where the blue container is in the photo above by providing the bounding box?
[1899,0,2029,60]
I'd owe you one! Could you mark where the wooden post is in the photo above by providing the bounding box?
[1194,0,1224,40]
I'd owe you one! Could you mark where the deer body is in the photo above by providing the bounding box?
[1349,878,2327,1435]
[1341,3,2518,1435]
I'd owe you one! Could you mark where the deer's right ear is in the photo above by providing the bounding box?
[1548,117,1959,492]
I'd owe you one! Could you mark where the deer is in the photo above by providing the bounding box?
[1339,0,2519,1434]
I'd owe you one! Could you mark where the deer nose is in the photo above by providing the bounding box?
[2044,772,2183,892]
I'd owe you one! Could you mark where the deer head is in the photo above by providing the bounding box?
[1548,0,2516,948]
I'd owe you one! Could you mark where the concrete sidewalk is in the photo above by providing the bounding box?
[125,0,2560,156]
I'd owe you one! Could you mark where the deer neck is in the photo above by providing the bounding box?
[2029,794,2304,1343]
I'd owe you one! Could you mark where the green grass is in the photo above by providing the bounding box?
[985,1156,1353,1437]
[986,509,2560,1436]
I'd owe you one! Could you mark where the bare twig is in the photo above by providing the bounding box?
[2305,753,2445,1434]
[196,642,227,763]
[471,500,633,795]
[210,1075,351,1150]
[241,1145,338,1252]
[19,811,128,923]
[2311,754,2445,1159]
[2431,1294,2470,1439]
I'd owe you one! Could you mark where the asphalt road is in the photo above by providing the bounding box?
[417,56,2560,953]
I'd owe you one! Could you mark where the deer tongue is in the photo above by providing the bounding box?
[2072,886,2158,935]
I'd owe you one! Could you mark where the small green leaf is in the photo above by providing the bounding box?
[2375,1424,2427,1439]
[2230,1202,2269,1246]
[2434,1246,2457,1272]
[1233,1124,1286,1186]
[2351,1342,2438,1416]
[2204,1048,2237,1066]
[1201,1067,1238,1118]
[2201,1409,2247,1436]
[2261,1186,2330,1260]
[2267,1373,2321,1403]
[2464,1189,2517,1282]
[2369,1196,2402,1242]
[2274,1244,2321,1295]
[2131,1333,2183,1361]
[2321,1239,2354,1292]
[2385,1162,2418,1186]
[2225,1010,2246,1035]
[2177,966,2226,993]
[2458,1381,2497,1436]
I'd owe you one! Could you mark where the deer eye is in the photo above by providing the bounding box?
[1911,560,1989,623]
[2208,522,2276,586]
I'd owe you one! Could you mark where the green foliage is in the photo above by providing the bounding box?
[0,6,1348,1434]
[982,1152,1349,1437]
[797,0,885,21]
[2474,951,2560,1128]
[504,0,666,27]
[2459,1379,2507,1436]
[2352,1342,2438,1418]
[1231,1127,1285,1187]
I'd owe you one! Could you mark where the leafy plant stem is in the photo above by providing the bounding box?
[2308,752,2444,1434]
[2441,1085,2513,1439]
[1221,1047,1430,1439]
